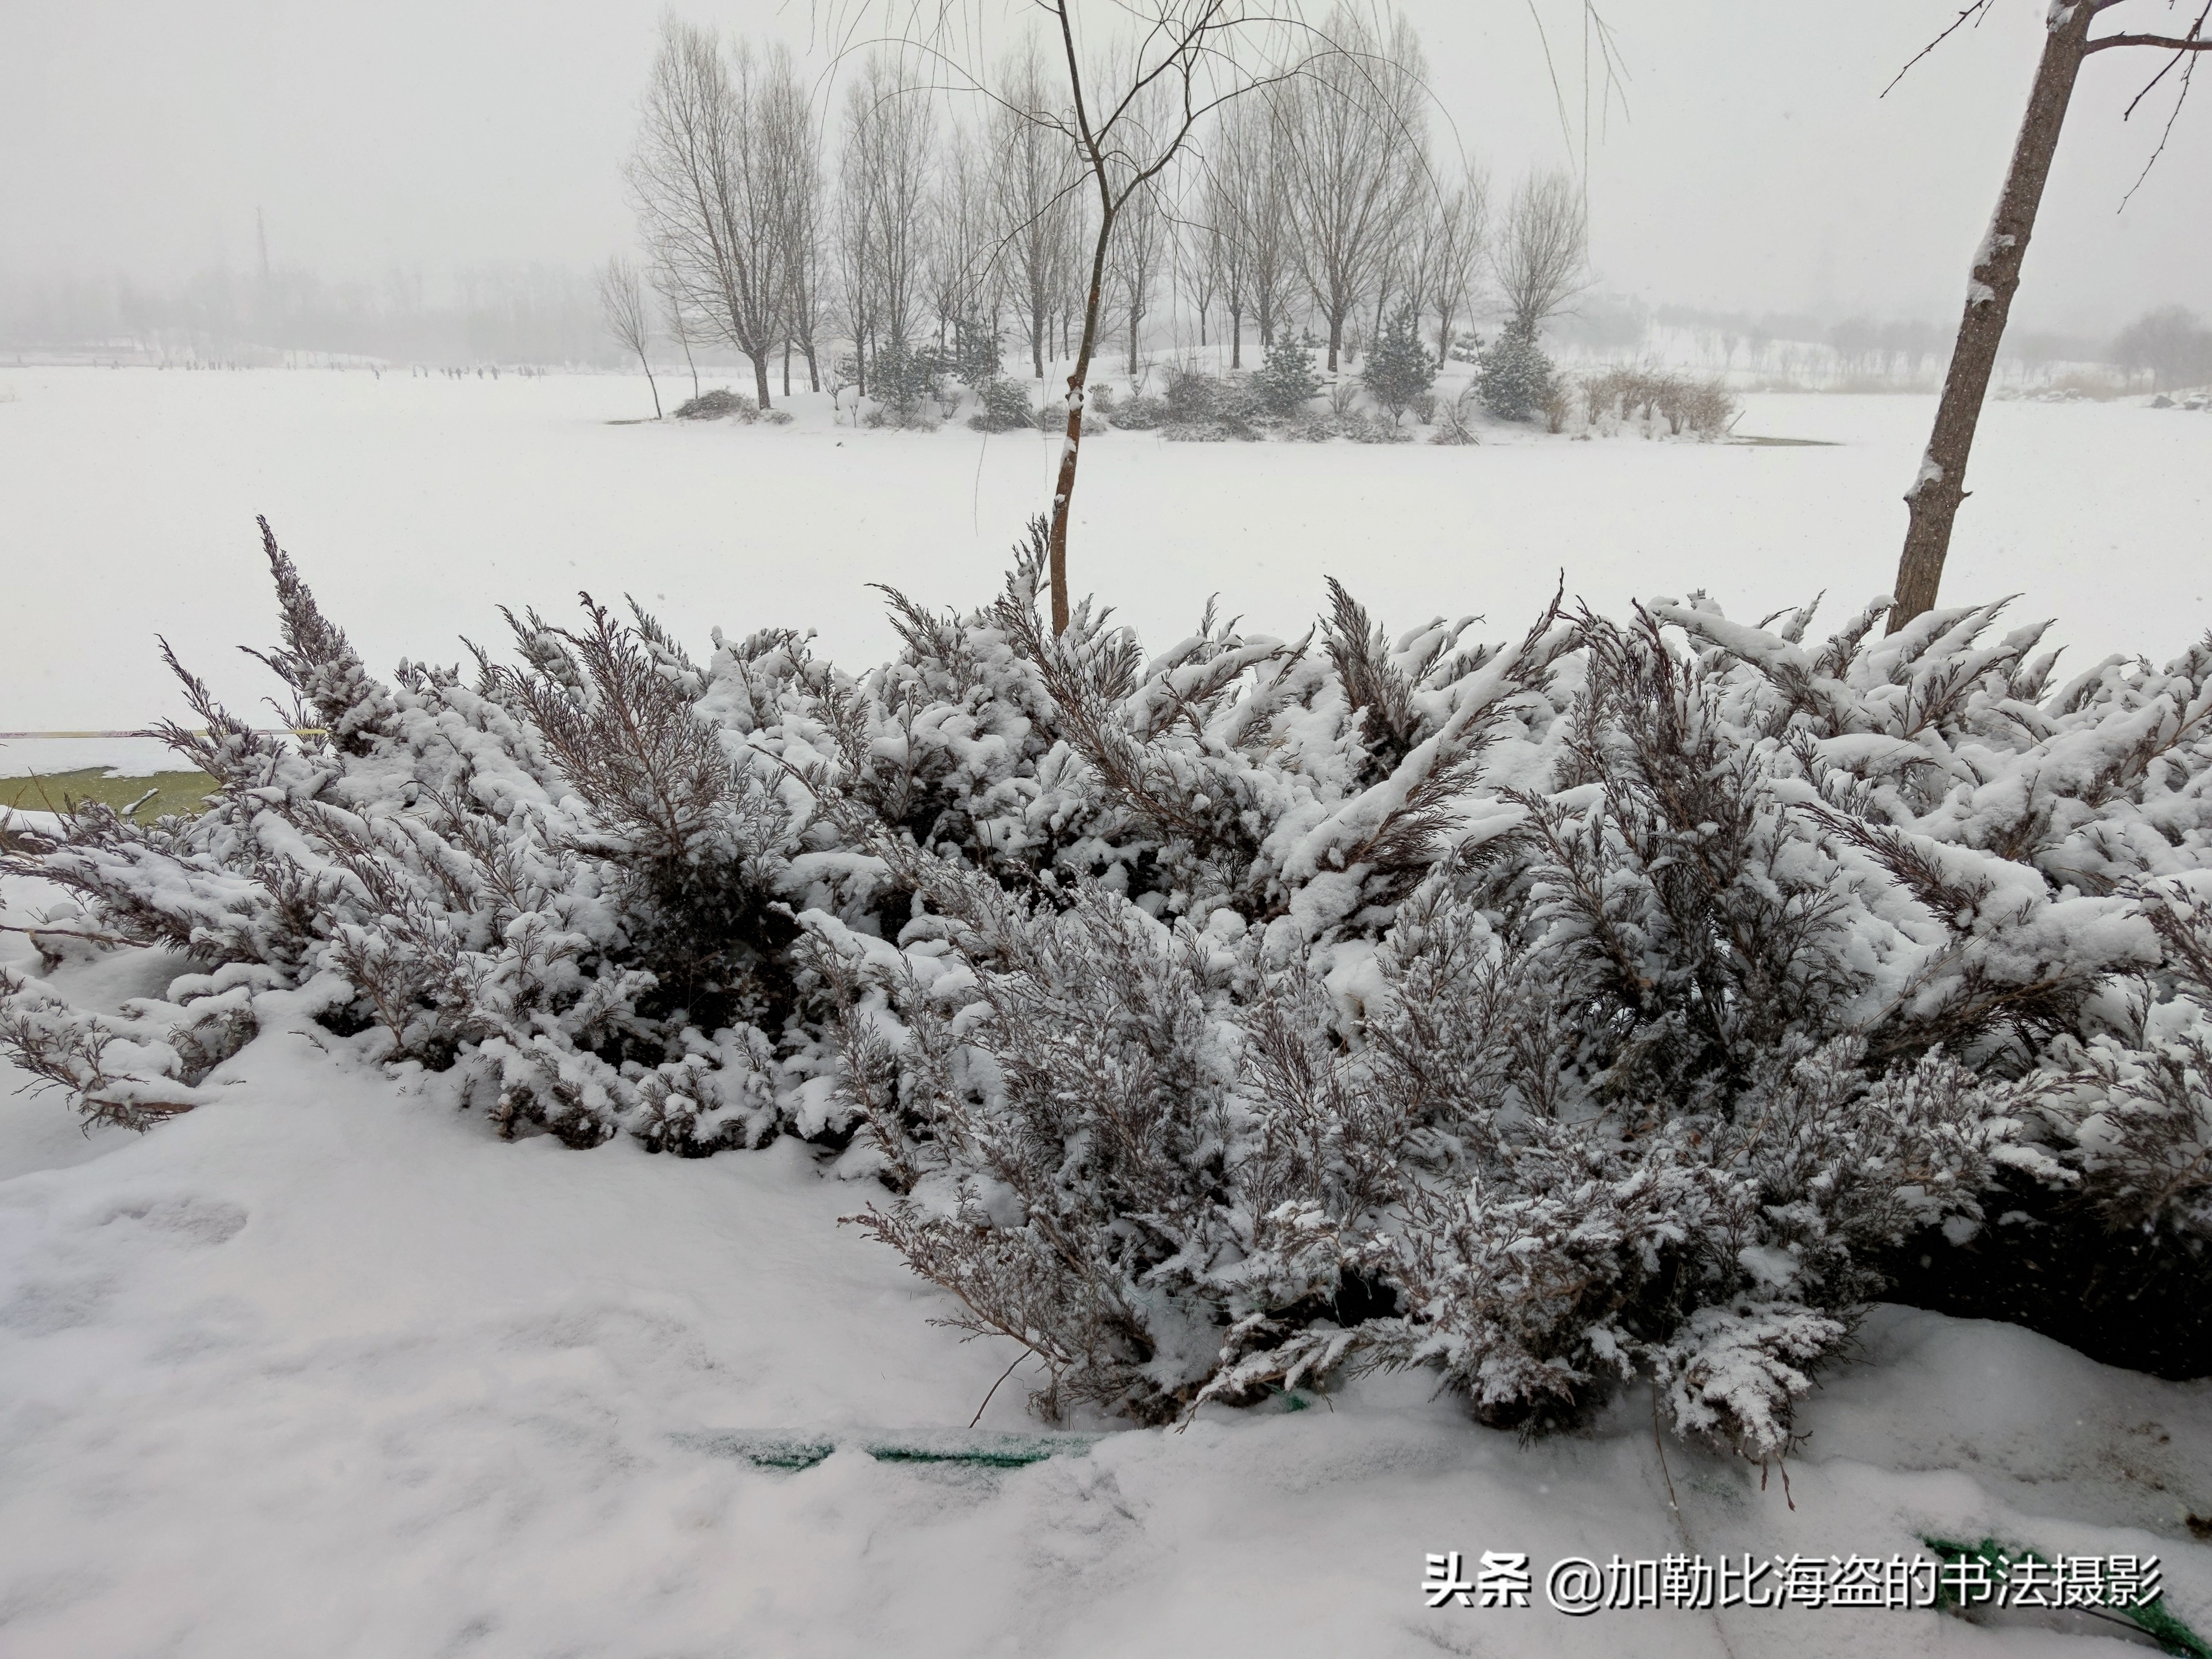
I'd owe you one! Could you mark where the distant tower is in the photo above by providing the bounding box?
[257,207,270,284]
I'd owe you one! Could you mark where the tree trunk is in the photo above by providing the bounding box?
[804,342,820,393]
[782,338,791,398]
[1048,207,1116,637]
[640,352,661,419]
[1326,311,1343,374]
[753,352,773,410]
[1229,306,1243,369]
[1890,1,2095,631]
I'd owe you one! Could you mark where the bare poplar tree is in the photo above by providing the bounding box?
[928,123,1000,351]
[1491,167,1587,343]
[1198,124,1251,364]
[838,50,939,390]
[1234,91,1300,352]
[597,254,660,418]
[989,45,1087,381]
[1417,163,1488,364]
[1887,0,2212,628]
[627,21,800,409]
[761,53,825,396]
[1171,153,1223,350]
[1109,168,1170,377]
[1279,4,1427,372]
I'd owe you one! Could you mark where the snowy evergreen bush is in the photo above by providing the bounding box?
[1363,304,1437,424]
[950,317,1003,388]
[9,518,2212,1455]
[1109,394,1170,431]
[867,338,943,426]
[1479,328,1556,422]
[673,388,758,422]
[1250,339,1323,419]
[966,378,1033,433]
[1156,369,1259,442]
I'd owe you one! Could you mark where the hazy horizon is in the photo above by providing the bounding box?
[4,0,2209,339]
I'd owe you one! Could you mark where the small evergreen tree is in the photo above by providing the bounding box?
[951,316,1004,387]
[1365,303,1437,423]
[966,377,1034,432]
[1250,338,1323,419]
[869,337,942,422]
[1479,326,1556,422]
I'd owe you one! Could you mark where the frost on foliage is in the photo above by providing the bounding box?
[7,519,2212,1454]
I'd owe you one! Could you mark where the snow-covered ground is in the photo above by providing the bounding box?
[3,898,2210,1658]
[7,366,2212,1657]
[2,365,2209,737]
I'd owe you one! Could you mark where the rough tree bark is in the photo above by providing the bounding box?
[1891,3,2096,629]
[1891,0,2211,630]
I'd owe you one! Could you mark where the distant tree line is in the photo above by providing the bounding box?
[0,265,617,367]
[619,6,1589,410]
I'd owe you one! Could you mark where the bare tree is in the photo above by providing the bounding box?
[2114,304,2212,393]
[597,254,660,418]
[649,253,702,400]
[1279,4,1427,372]
[1109,166,1170,377]
[1229,90,1300,354]
[989,45,1088,382]
[838,50,939,392]
[762,53,826,396]
[830,0,1606,634]
[1413,162,1487,364]
[928,122,1001,353]
[627,21,801,409]
[1197,121,1250,364]
[1491,167,1587,343]
[938,5,1310,633]
[1170,151,1222,350]
[1888,0,2212,629]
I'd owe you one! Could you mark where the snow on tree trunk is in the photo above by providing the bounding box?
[1891,1,2094,630]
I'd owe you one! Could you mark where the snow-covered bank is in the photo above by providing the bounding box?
[3,366,2209,735]
[2,904,2208,1659]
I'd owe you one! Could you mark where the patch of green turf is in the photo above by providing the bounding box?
[1,769,217,821]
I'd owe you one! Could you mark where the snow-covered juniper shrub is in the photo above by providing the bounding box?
[1159,368,1261,442]
[0,520,814,1150]
[673,388,759,422]
[8,517,2212,1451]
[1108,393,1170,431]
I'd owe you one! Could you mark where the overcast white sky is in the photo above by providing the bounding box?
[3,1,2207,332]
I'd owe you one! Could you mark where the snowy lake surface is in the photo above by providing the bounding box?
[4,364,2209,741]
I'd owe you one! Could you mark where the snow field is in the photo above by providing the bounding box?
[2,366,2208,737]
[2,901,2209,1658]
